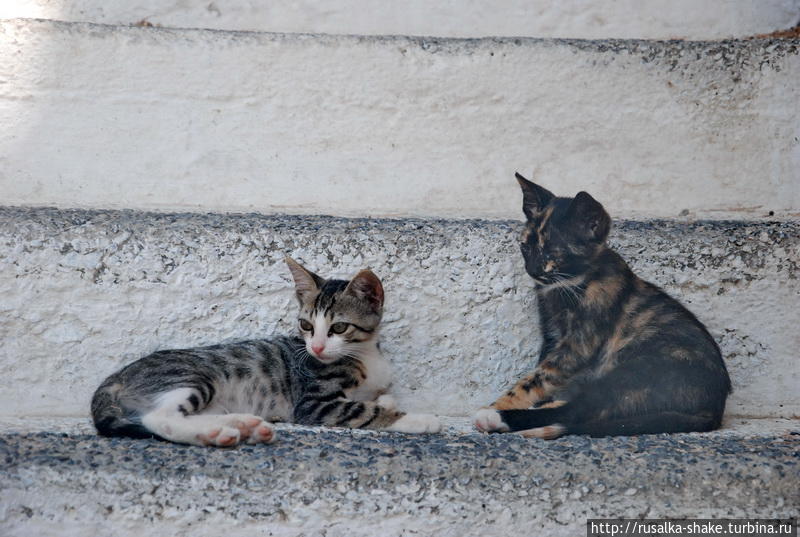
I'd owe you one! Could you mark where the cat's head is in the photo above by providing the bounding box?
[285,257,384,363]
[515,172,611,285]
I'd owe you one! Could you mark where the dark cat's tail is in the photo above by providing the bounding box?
[90,382,155,439]
[496,356,729,438]
[498,406,720,438]
[497,369,727,438]
[568,412,719,436]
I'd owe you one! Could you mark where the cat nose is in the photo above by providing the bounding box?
[312,343,325,355]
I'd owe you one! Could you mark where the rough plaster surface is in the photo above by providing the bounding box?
[0,20,798,220]
[0,427,798,537]
[0,207,797,421]
[2,0,800,39]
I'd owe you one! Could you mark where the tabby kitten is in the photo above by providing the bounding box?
[474,174,731,438]
[92,258,440,447]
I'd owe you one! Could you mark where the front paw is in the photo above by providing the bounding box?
[386,413,441,434]
[474,408,510,433]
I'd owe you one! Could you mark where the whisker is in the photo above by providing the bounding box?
[546,272,584,308]
[290,344,316,379]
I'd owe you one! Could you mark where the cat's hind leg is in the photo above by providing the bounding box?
[140,388,275,447]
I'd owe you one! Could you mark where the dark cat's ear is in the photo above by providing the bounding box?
[285,257,324,302]
[516,172,555,220]
[345,269,384,312]
[567,191,611,243]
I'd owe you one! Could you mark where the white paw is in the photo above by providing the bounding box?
[376,394,397,410]
[517,424,566,440]
[227,414,276,444]
[244,419,276,445]
[474,408,509,433]
[386,413,441,434]
[196,425,242,447]
[197,414,275,446]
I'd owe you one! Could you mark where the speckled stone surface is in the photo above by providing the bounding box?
[1,207,798,420]
[0,426,798,536]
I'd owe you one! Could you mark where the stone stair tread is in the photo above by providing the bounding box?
[1,421,797,536]
[1,415,799,437]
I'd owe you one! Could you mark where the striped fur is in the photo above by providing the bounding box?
[91,259,439,447]
[475,174,731,438]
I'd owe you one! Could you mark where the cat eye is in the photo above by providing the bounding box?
[299,319,313,332]
[329,322,349,335]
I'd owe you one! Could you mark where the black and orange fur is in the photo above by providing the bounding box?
[483,174,731,438]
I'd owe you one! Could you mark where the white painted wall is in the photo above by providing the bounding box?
[1,20,798,220]
[2,0,799,39]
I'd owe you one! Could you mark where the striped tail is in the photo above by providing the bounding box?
[90,384,155,439]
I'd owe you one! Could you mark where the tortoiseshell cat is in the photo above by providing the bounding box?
[92,258,440,447]
[474,174,731,438]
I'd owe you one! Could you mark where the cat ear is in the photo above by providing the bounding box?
[567,191,611,243]
[285,257,323,302]
[345,269,384,312]
[516,172,555,220]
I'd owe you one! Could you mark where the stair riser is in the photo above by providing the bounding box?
[1,21,798,220]
[3,0,800,39]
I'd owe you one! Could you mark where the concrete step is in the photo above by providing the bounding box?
[2,1,799,39]
[1,19,798,220]
[0,418,798,537]
[1,207,797,422]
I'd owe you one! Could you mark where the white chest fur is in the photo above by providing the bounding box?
[346,347,393,402]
